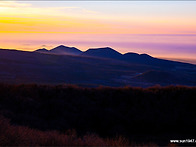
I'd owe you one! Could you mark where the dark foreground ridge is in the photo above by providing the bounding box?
[0,84,195,146]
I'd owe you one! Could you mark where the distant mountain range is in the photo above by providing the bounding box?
[35,45,82,55]
[82,47,122,59]
[0,45,196,87]
[35,45,194,68]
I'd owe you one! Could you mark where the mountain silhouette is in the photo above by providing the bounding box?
[78,47,184,68]
[123,52,193,68]
[123,52,153,62]
[35,45,82,55]
[1,46,196,87]
[35,48,49,53]
[34,45,196,69]
[50,45,82,55]
[82,47,122,59]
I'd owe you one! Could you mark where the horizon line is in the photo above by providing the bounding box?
[1,45,196,65]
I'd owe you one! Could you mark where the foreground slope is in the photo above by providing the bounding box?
[0,84,195,146]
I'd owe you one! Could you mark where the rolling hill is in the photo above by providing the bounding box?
[0,46,196,87]
[82,47,122,60]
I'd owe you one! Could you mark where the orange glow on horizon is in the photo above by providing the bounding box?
[1,1,196,62]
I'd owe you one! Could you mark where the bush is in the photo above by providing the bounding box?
[0,84,196,146]
[0,116,131,146]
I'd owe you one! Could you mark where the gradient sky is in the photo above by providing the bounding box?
[0,1,196,63]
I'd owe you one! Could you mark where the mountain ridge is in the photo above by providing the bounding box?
[82,47,122,59]
[35,45,82,55]
[1,47,196,87]
[3,45,196,67]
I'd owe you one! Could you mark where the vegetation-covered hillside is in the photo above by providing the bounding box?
[0,84,196,146]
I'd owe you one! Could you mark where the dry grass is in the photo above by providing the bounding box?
[0,116,161,146]
[0,116,129,146]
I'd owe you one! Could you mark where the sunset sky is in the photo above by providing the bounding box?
[0,1,196,62]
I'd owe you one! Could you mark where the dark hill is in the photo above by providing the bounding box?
[35,48,49,53]
[34,45,195,69]
[123,52,153,62]
[123,52,195,68]
[82,47,122,59]
[35,45,82,55]
[50,45,82,55]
